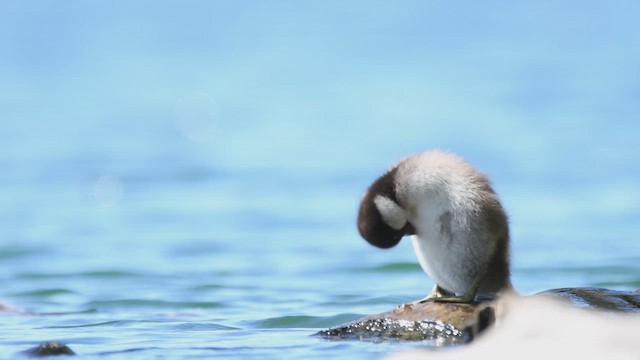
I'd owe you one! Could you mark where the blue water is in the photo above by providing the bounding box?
[1,1,640,359]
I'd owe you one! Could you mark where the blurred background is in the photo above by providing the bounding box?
[1,1,639,358]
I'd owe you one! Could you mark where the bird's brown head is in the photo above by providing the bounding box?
[357,168,415,249]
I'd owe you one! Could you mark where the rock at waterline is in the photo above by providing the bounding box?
[316,298,496,344]
[316,288,640,343]
[21,342,76,357]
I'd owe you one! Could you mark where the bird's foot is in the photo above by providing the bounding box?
[431,293,475,303]
[412,285,458,304]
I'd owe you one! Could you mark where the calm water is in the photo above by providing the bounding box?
[2,2,640,359]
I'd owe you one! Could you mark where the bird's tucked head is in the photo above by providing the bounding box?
[357,168,415,248]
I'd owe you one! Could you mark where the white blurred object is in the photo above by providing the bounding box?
[389,294,640,360]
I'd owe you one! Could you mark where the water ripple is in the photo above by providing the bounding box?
[169,322,240,331]
[85,299,225,310]
[17,270,148,280]
[0,246,47,260]
[250,313,362,329]
[39,320,157,329]
[11,288,76,298]
[356,262,422,273]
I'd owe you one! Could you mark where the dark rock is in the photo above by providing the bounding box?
[538,287,640,313]
[21,342,76,357]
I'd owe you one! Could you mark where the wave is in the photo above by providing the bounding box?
[250,313,362,329]
[84,299,226,310]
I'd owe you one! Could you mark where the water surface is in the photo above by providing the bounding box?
[1,1,640,359]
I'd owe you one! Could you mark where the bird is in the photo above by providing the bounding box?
[357,150,512,303]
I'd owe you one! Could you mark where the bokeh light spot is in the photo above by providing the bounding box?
[92,175,124,208]
[174,91,219,142]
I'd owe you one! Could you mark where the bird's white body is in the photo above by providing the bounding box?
[395,152,493,295]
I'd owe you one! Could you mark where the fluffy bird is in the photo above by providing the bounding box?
[357,150,512,303]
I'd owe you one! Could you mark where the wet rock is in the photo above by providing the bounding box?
[538,287,640,312]
[21,342,76,357]
[316,299,496,344]
[317,288,640,344]
[318,317,468,344]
